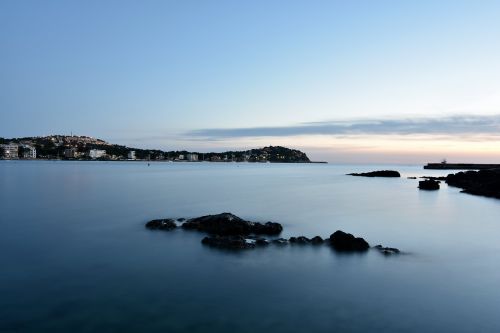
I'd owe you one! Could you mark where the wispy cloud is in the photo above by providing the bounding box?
[187,114,500,139]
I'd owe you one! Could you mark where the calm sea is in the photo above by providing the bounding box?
[1,161,499,332]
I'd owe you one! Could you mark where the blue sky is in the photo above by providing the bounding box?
[2,1,500,162]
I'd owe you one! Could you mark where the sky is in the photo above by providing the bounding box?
[1,0,500,163]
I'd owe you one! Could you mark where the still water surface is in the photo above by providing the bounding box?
[1,161,499,332]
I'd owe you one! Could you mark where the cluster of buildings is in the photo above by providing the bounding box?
[0,143,36,159]
[177,153,198,161]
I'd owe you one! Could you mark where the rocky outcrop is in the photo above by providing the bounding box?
[418,179,440,190]
[145,214,402,253]
[201,235,255,249]
[446,169,500,199]
[145,219,177,230]
[311,236,324,245]
[289,236,311,244]
[328,230,370,251]
[181,213,283,236]
[348,170,401,178]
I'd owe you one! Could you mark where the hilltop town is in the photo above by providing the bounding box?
[0,135,311,163]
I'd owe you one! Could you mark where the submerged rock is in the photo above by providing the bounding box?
[201,235,255,250]
[328,230,370,251]
[348,170,401,178]
[374,245,400,255]
[182,213,283,236]
[145,219,177,230]
[418,179,440,190]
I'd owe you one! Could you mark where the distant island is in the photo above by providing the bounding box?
[0,135,315,163]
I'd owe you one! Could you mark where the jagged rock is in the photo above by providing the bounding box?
[182,213,283,236]
[201,235,255,250]
[348,170,400,178]
[145,219,177,230]
[374,245,400,255]
[329,230,369,251]
[418,179,440,190]
[311,236,324,245]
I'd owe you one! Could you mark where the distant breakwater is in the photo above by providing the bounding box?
[424,163,500,170]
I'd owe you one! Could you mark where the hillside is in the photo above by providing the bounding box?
[0,135,311,163]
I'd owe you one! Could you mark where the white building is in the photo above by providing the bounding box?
[22,145,36,159]
[178,154,185,160]
[0,143,19,159]
[186,153,198,161]
[89,149,106,159]
[128,151,136,160]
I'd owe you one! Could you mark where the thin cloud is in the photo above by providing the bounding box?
[187,114,500,139]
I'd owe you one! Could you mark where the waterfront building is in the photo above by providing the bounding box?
[22,145,36,159]
[128,151,136,160]
[186,153,198,161]
[89,149,106,159]
[64,148,77,158]
[178,154,185,160]
[0,143,19,159]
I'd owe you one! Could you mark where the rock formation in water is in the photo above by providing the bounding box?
[328,230,370,251]
[446,169,500,199]
[347,170,401,178]
[145,213,400,254]
[418,179,440,190]
[145,219,177,230]
[201,235,256,249]
[181,213,283,235]
[374,245,401,255]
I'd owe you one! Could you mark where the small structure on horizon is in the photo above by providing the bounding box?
[128,151,136,160]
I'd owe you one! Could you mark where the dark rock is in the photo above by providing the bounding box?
[201,235,255,250]
[407,176,417,179]
[421,176,447,181]
[251,222,284,235]
[418,179,440,190]
[329,230,370,251]
[272,238,288,245]
[311,236,324,245]
[182,213,283,236]
[177,218,186,222]
[348,170,401,178]
[145,219,177,230]
[446,169,500,199]
[289,236,311,244]
[255,238,270,246]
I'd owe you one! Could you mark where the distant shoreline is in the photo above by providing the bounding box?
[1,159,328,164]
